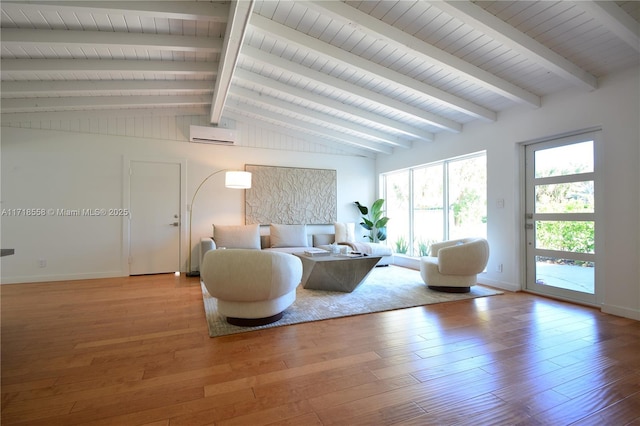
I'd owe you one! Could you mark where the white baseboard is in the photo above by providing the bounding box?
[601,303,640,321]
[1,270,125,284]
[478,276,521,292]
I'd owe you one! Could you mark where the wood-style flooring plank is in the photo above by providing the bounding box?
[2,272,640,425]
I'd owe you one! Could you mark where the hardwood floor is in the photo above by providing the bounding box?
[2,272,639,425]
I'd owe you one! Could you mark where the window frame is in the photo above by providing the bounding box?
[381,151,487,257]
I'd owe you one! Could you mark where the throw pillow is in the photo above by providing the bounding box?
[270,224,308,248]
[213,224,260,249]
[334,222,356,243]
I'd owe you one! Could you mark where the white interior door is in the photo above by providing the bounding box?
[524,132,599,306]
[129,161,181,275]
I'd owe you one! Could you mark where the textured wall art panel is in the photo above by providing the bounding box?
[245,165,337,225]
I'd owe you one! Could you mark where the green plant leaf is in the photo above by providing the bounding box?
[375,217,390,228]
[371,198,385,212]
[360,219,374,230]
[355,199,390,243]
[354,201,368,215]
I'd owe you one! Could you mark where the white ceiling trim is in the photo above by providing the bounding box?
[210,0,255,124]
[306,1,540,108]
[241,46,462,133]
[427,0,598,91]
[249,14,497,122]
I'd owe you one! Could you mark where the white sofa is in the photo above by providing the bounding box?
[198,223,393,271]
[201,249,302,326]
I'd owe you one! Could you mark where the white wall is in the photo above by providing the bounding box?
[1,127,375,283]
[377,66,640,320]
[2,68,638,320]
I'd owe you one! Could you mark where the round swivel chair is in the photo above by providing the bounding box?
[201,249,302,326]
[420,238,490,293]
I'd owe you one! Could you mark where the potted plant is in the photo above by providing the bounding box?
[354,199,390,243]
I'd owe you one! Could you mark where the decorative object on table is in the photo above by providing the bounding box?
[201,265,503,337]
[186,169,252,277]
[244,165,337,225]
[303,248,330,257]
[354,199,390,242]
[420,237,490,293]
[331,222,394,266]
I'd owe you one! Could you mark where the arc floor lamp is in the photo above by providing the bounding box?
[186,169,251,277]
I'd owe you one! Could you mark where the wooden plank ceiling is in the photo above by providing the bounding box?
[1,1,639,156]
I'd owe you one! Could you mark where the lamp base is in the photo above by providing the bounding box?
[186,271,200,277]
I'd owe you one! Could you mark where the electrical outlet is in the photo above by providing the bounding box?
[496,263,503,273]
[38,259,47,268]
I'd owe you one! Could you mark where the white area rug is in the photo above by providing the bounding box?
[201,265,502,337]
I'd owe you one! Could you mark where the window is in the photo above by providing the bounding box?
[382,153,486,257]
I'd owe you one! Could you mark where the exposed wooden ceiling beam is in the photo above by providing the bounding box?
[1,59,217,76]
[223,107,375,158]
[241,46,462,133]
[0,1,228,23]
[307,1,540,108]
[428,0,598,91]
[1,95,211,113]
[1,80,213,97]
[1,28,223,53]
[226,101,393,155]
[231,86,404,150]
[233,69,431,143]
[210,0,254,125]
[579,1,640,54]
[250,14,497,122]
[0,107,210,123]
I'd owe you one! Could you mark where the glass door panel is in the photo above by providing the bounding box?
[525,135,598,306]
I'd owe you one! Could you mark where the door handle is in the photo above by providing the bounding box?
[170,222,179,227]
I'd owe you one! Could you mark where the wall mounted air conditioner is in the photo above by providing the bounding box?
[189,125,236,145]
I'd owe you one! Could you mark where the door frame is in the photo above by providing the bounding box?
[122,156,187,275]
[518,127,604,307]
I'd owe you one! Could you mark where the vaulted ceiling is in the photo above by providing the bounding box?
[1,1,639,156]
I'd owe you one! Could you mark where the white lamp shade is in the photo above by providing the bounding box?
[225,171,252,189]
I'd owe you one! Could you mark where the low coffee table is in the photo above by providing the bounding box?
[293,253,382,292]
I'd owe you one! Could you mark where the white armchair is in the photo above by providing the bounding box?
[420,238,490,293]
[201,249,302,326]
